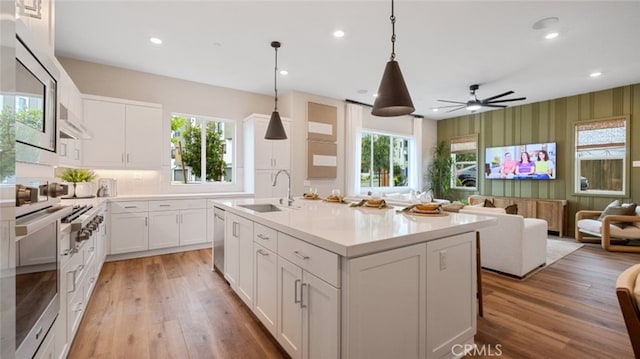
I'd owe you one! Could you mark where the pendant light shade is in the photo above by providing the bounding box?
[371,0,414,117]
[265,41,288,140]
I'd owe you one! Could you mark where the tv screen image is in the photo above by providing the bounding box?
[485,142,557,180]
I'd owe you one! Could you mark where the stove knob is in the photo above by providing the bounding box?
[88,223,99,231]
[97,215,104,223]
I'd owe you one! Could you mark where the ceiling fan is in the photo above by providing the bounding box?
[435,84,526,113]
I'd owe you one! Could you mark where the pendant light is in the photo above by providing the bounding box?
[371,0,415,117]
[264,41,288,140]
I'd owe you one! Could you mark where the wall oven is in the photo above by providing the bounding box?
[15,179,70,359]
[15,35,58,166]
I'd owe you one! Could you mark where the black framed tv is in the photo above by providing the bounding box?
[485,142,557,180]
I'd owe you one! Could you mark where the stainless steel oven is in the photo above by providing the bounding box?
[15,35,58,166]
[14,178,70,358]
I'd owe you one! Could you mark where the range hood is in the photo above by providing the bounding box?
[59,104,92,140]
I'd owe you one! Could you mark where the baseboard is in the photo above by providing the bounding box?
[105,242,211,262]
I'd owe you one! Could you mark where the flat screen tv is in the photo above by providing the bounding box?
[485,142,557,180]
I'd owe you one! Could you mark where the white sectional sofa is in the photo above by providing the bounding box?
[460,207,548,277]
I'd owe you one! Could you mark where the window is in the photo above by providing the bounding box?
[575,116,628,195]
[360,132,411,189]
[170,113,235,184]
[451,135,478,190]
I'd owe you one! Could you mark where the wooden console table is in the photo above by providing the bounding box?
[469,195,568,237]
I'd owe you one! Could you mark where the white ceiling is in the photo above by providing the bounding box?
[55,1,640,120]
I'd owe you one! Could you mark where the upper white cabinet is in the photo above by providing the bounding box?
[16,0,55,52]
[82,96,162,169]
[244,114,291,198]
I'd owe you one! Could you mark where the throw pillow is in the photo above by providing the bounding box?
[598,202,637,228]
[598,199,621,220]
[483,199,496,208]
[504,204,518,215]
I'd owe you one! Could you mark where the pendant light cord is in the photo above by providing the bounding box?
[390,0,396,61]
[274,46,278,111]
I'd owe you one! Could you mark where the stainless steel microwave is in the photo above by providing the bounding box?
[15,36,58,166]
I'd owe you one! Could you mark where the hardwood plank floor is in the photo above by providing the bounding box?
[69,242,639,358]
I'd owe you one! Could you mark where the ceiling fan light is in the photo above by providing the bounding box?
[265,111,287,139]
[466,104,481,111]
[372,60,415,116]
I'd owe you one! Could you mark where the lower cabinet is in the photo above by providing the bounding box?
[148,210,180,249]
[179,208,207,246]
[224,212,254,307]
[34,326,54,359]
[110,212,149,254]
[253,243,277,336]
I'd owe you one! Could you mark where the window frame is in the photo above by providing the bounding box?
[573,115,630,197]
[359,129,414,194]
[170,112,237,187]
[450,134,478,191]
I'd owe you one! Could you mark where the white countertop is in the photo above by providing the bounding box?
[213,198,496,258]
[60,192,252,207]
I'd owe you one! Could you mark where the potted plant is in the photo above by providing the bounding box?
[60,168,96,198]
[427,140,452,200]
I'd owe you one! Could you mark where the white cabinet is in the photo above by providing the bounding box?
[179,208,207,245]
[253,242,277,336]
[148,210,180,249]
[58,137,82,167]
[82,97,162,169]
[33,326,54,359]
[224,212,254,307]
[110,213,148,254]
[276,257,339,359]
[243,114,291,198]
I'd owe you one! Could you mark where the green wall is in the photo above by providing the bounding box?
[437,83,640,237]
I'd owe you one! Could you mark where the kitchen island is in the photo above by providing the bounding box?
[213,198,495,359]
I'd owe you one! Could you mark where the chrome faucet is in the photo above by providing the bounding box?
[272,169,294,206]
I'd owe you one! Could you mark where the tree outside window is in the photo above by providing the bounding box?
[360,132,409,189]
[170,114,234,184]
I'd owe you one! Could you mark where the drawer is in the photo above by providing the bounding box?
[67,276,85,337]
[149,199,207,211]
[83,235,96,266]
[278,232,339,287]
[254,223,277,252]
[110,201,148,214]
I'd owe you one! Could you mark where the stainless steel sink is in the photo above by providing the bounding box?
[238,204,282,213]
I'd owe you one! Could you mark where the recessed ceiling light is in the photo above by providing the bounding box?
[432,108,439,112]
[149,37,163,45]
[590,72,602,78]
[279,70,288,75]
[333,30,345,38]
[373,93,378,98]
[545,32,559,40]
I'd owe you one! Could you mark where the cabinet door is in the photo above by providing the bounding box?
[271,121,291,169]
[110,213,149,254]
[236,215,254,307]
[148,210,180,249]
[125,105,162,168]
[33,326,55,359]
[253,119,273,170]
[83,99,126,167]
[277,257,303,359]
[254,170,275,199]
[254,243,278,336]
[302,271,339,359]
[224,213,240,287]
[426,232,475,358]
[344,242,426,359]
[179,208,208,246]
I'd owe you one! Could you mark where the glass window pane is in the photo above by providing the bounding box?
[392,138,408,186]
[579,159,623,192]
[372,134,390,187]
[359,131,412,190]
[360,134,372,187]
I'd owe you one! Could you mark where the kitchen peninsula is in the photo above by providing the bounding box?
[213,198,495,359]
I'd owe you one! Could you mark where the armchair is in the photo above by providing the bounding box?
[575,210,640,253]
[615,264,640,358]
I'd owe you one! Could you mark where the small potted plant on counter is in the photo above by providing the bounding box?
[60,168,96,198]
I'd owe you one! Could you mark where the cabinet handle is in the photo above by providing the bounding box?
[257,249,269,256]
[294,279,301,304]
[176,215,179,224]
[293,251,310,260]
[124,206,137,209]
[233,222,239,237]
[145,217,148,227]
[35,327,43,340]
[301,283,308,308]
[60,143,67,156]
[159,204,171,207]
[257,234,269,241]
[127,153,130,163]
[74,302,83,313]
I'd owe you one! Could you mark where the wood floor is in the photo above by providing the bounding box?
[69,242,639,359]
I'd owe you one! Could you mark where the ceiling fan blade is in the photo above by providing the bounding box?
[437,99,466,104]
[482,91,514,102]
[435,104,468,109]
[482,104,507,108]
[445,106,466,113]
[486,97,527,104]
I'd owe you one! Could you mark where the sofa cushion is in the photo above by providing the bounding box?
[463,206,506,215]
[597,200,621,220]
[598,203,637,228]
[577,218,640,239]
[505,204,518,215]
